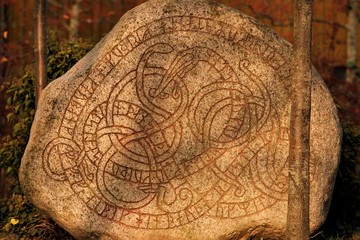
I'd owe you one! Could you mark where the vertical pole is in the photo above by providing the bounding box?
[286,0,314,239]
[34,0,47,107]
[0,0,8,79]
[346,0,358,84]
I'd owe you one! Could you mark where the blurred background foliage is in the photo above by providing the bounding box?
[0,0,359,239]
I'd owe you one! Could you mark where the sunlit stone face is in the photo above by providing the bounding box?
[20,1,341,239]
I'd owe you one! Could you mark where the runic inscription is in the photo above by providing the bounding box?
[42,16,316,229]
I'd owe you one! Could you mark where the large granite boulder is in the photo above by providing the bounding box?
[20,0,341,239]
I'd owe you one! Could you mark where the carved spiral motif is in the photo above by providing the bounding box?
[42,16,317,229]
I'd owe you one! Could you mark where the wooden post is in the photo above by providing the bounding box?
[286,0,314,239]
[34,0,47,106]
[346,0,358,84]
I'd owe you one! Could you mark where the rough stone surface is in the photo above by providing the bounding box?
[20,0,341,239]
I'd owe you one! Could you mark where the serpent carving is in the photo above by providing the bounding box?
[41,16,311,228]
